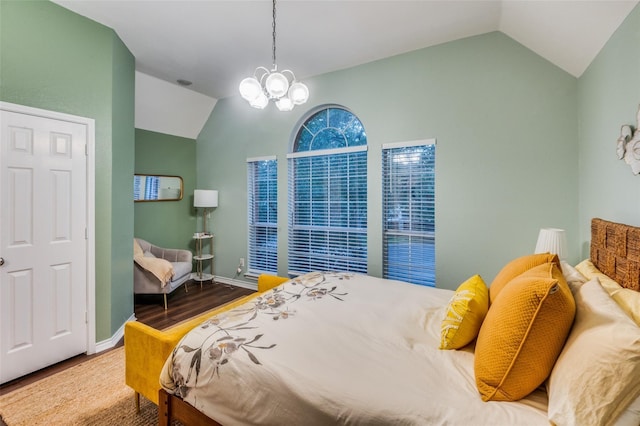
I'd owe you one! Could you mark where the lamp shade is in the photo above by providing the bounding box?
[534,228,567,260]
[239,77,262,101]
[265,72,289,98]
[250,92,269,109]
[288,82,309,105]
[194,189,218,208]
[276,97,294,112]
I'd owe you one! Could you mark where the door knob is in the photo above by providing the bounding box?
[0,257,4,266]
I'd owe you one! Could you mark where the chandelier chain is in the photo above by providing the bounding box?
[271,0,277,70]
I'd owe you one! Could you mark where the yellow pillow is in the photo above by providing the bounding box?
[475,262,575,401]
[576,259,640,326]
[489,253,560,304]
[439,275,489,350]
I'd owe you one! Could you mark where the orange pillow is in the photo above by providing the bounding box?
[475,262,575,401]
[489,253,560,304]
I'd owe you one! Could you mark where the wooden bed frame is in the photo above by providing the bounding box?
[159,387,221,426]
[158,217,640,425]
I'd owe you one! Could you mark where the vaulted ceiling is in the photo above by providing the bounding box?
[53,0,638,100]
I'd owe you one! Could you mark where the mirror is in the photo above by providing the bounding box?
[134,174,183,202]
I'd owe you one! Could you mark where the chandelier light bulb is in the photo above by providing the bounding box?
[239,77,263,101]
[276,97,294,111]
[250,92,269,109]
[265,72,289,98]
[288,82,309,105]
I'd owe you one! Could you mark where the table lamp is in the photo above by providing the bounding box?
[534,228,567,260]
[194,189,218,234]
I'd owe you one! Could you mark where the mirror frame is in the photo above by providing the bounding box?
[134,174,184,202]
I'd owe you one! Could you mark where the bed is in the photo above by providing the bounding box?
[158,218,640,425]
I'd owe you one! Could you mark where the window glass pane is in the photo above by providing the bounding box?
[314,128,346,150]
[305,110,327,135]
[296,128,313,152]
[328,107,354,132]
[294,107,367,152]
[343,121,367,146]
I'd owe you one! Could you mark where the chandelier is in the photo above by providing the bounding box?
[238,0,309,111]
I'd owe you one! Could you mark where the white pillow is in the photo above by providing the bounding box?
[560,260,587,290]
[576,259,640,326]
[547,278,640,426]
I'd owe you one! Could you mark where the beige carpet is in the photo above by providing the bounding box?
[0,347,164,425]
[0,299,248,425]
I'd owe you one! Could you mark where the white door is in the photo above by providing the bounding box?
[0,107,90,384]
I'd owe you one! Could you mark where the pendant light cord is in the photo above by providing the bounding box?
[272,0,277,70]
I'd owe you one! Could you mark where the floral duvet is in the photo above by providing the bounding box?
[160,272,548,425]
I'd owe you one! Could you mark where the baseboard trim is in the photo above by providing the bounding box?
[94,313,136,353]
[214,275,258,291]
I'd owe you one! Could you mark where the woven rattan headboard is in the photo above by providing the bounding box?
[591,218,640,291]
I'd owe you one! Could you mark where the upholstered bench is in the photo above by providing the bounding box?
[124,274,289,411]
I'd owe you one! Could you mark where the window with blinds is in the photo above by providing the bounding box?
[247,157,278,274]
[382,140,436,286]
[288,107,368,275]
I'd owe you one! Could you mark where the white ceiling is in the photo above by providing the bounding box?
[53,0,638,101]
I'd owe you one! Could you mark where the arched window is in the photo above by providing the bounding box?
[287,106,368,274]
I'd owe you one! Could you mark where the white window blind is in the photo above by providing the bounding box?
[247,157,278,274]
[288,147,367,275]
[382,140,436,286]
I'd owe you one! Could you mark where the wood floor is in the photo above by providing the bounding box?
[0,280,254,396]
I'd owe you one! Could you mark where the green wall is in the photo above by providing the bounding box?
[198,32,579,290]
[134,129,197,251]
[110,34,136,335]
[577,3,640,256]
[0,0,135,341]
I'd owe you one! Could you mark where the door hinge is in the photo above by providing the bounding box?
[85,144,88,156]
[85,228,88,239]
[85,311,88,324]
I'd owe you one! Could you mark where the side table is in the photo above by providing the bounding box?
[193,233,214,285]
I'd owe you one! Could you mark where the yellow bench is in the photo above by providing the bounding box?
[124,274,289,410]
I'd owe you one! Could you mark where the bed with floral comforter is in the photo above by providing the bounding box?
[160,272,548,425]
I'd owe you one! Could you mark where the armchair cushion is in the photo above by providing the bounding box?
[170,262,192,284]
